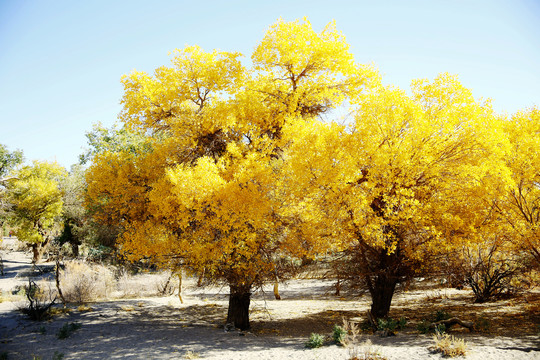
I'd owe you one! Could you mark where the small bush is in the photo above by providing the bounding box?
[431,333,467,357]
[376,317,406,336]
[417,320,431,334]
[305,333,325,348]
[57,322,82,339]
[377,317,406,332]
[448,240,531,303]
[19,280,56,321]
[0,352,8,360]
[435,324,447,334]
[60,261,114,303]
[333,324,347,345]
[340,319,360,347]
[434,310,451,322]
[52,352,64,360]
[348,340,388,360]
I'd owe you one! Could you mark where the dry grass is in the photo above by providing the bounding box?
[60,261,115,303]
[338,319,388,360]
[58,261,178,303]
[431,332,468,357]
[115,270,176,299]
[348,339,388,360]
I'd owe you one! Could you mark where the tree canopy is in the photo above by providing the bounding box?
[85,18,537,328]
[7,161,66,262]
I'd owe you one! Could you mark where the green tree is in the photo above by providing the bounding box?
[0,144,23,232]
[7,161,66,263]
[0,144,23,180]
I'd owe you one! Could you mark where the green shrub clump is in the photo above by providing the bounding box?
[57,322,82,339]
[306,333,325,348]
[333,324,347,345]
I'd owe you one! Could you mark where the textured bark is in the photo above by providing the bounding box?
[368,274,398,319]
[273,279,281,300]
[177,272,183,304]
[55,258,66,306]
[226,284,251,331]
[31,236,52,264]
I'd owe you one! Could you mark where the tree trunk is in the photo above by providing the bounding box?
[31,237,51,264]
[71,242,79,257]
[273,276,281,300]
[55,258,66,306]
[177,271,183,304]
[226,284,251,331]
[368,274,398,319]
[197,267,205,287]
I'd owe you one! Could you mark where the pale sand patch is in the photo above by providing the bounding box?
[1,237,538,360]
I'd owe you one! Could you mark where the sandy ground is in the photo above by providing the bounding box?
[1,237,539,360]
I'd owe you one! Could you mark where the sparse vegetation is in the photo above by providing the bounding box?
[348,340,388,360]
[60,261,114,303]
[431,332,468,357]
[434,310,451,322]
[333,323,347,345]
[57,322,82,339]
[305,333,325,348]
[377,317,407,335]
[19,280,56,321]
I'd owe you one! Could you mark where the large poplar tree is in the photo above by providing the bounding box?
[283,74,510,319]
[85,18,377,330]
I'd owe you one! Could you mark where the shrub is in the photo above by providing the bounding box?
[417,320,431,334]
[340,319,360,347]
[19,280,56,321]
[446,240,531,303]
[57,322,82,339]
[434,310,451,322]
[376,317,406,336]
[305,333,325,348]
[431,333,467,357]
[435,324,447,334]
[60,261,114,303]
[348,340,388,360]
[333,324,347,345]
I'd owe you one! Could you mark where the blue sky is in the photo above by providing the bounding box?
[1,0,539,169]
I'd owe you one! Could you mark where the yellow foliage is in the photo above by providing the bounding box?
[85,18,536,302]
[8,161,66,245]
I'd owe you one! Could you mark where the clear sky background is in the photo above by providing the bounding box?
[1,0,539,169]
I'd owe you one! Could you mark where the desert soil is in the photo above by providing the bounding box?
[1,237,539,360]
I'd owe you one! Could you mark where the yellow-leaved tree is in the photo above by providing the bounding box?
[283,73,510,319]
[85,18,378,330]
[500,107,540,264]
[7,161,67,263]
